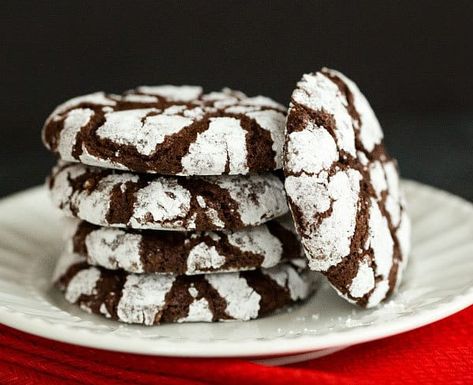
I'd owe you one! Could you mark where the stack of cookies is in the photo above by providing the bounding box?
[42,86,318,325]
[42,68,411,325]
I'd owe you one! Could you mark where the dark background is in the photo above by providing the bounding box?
[1,1,472,200]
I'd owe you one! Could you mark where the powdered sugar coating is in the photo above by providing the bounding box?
[284,68,410,307]
[65,267,100,303]
[135,85,203,102]
[263,261,312,301]
[131,179,192,228]
[55,253,317,325]
[327,69,383,152]
[179,295,213,323]
[366,281,391,308]
[117,274,175,325]
[78,173,139,225]
[67,216,301,275]
[206,274,261,320]
[99,303,111,318]
[226,225,283,268]
[383,161,402,226]
[42,87,286,176]
[49,163,288,231]
[84,227,143,273]
[285,122,338,174]
[214,174,288,227]
[181,117,249,175]
[49,162,87,218]
[397,210,411,259]
[367,199,394,279]
[285,169,361,271]
[58,109,95,159]
[330,199,397,303]
[291,72,356,156]
[245,109,286,167]
[121,94,159,103]
[46,92,116,119]
[97,109,194,156]
[187,243,226,273]
[348,259,375,298]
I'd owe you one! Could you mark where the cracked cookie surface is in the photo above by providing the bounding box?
[284,68,410,307]
[49,162,288,231]
[54,252,317,325]
[64,215,302,275]
[42,86,286,176]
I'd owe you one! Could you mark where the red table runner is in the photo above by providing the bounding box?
[0,306,471,385]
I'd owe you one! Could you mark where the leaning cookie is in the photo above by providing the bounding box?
[42,86,286,176]
[54,252,317,325]
[49,162,288,231]
[65,216,302,274]
[284,68,410,308]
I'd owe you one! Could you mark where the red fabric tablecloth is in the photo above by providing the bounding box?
[0,306,471,385]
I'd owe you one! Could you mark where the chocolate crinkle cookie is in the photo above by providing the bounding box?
[54,252,318,325]
[284,68,410,308]
[42,86,286,176]
[64,215,303,275]
[48,162,288,231]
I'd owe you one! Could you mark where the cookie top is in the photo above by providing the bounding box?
[49,162,288,231]
[284,68,410,308]
[65,216,303,275]
[54,252,317,325]
[42,86,286,176]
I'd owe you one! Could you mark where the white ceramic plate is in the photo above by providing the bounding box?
[0,181,472,362]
